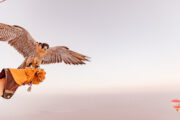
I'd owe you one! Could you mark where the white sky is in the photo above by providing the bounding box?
[0,0,180,94]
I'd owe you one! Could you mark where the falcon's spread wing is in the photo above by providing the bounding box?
[42,46,89,65]
[0,23,36,58]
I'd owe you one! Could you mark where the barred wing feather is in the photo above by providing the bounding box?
[42,46,89,65]
[0,23,36,58]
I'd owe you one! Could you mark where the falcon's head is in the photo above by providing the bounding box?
[36,42,49,54]
[41,43,49,50]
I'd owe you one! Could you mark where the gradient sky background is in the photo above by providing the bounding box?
[0,0,180,94]
[0,0,180,120]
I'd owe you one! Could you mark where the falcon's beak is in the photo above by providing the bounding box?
[43,46,48,50]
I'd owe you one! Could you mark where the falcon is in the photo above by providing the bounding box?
[0,23,89,69]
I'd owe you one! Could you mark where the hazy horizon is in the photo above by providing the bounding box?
[0,91,179,120]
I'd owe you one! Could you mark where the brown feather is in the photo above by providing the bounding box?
[0,23,36,58]
[42,46,89,65]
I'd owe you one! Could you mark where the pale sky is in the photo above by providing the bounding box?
[0,0,180,95]
[1,1,180,120]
